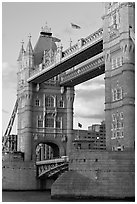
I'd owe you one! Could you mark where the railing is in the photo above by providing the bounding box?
[36,157,69,178]
[36,156,69,165]
[63,28,103,58]
[82,28,103,46]
[28,28,103,79]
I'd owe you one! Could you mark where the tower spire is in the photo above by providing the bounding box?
[17,40,25,61]
[26,33,33,55]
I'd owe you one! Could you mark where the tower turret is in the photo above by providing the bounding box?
[25,34,34,69]
[33,23,57,66]
[17,40,25,62]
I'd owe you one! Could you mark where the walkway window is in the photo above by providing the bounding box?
[45,96,54,107]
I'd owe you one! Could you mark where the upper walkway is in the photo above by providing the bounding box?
[27,28,103,84]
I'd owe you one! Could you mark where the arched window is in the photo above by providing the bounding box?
[112,87,123,101]
[116,119,121,129]
[37,115,43,128]
[59,100,64,108]
[56,117,62,129]
[45,96,54,107]
[35,99,40,106]
[45,113,54,128]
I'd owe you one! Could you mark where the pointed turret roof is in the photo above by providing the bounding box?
[25,34,33,55]
[33,23,57,65]
[17,41,25,61]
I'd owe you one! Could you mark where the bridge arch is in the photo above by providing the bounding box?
[33,139,65,161]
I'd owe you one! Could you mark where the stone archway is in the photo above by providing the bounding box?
[33,139,66,161]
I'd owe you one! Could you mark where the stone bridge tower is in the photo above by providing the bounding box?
[17,26,74,161]
[103,2,135,151]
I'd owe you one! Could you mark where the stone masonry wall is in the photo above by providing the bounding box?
[51,150,135,198]
[2,160,38,190]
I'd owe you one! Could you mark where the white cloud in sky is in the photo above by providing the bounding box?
[74,74,105,129]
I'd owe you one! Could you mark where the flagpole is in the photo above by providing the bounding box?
[78,122,80,140]
[78,125,79,140]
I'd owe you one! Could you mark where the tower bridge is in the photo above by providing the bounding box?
[2,2,135,198]
[27,27,103,84]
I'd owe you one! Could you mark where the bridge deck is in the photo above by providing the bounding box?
[27,29,103,84]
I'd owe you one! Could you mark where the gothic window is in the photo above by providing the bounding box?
[38,120,43,128]
[117,56,123,67]
[112,87,123,101]
[112,132,116,139]
[112,114,116,121]
[109,11,120,30]
[112,122,116,130]
[117,88,121,100]
[120,112,124,119]
[116,131,120,138]
[56,117,62,129]
[121,131,124,138]
[112,56,123,69]
[45,114,54,128]
[59,100,64,108]
[113,89,117,101]
[121,121,124,128]
[37,116,43,128]
[35,99,40,106]
[45,96,54,107]
[112,58,117,69]
[116,119,121,129]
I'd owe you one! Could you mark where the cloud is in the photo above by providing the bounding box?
[75,111,105,120]
[74,75,105,128]
[2,62,17,89]
[2,109,9,114]
[76,88,104,102]
[76,74,105,91]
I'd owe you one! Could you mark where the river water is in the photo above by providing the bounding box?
[2,190,134,202]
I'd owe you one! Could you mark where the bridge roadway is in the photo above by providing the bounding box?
[36,157,69,178]
[27,28,103,85]
[60,52,105,86]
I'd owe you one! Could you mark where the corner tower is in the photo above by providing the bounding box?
[103,2,135,151]
[17,37,34,161]
[17,25,75,161]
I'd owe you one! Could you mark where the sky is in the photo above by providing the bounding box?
[2,2,105,134]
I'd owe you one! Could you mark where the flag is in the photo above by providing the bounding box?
[71,23,81,29]
[52,37,61,42]
[78,122,82,128]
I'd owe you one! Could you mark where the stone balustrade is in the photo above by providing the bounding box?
[29,28,103,78]
[82,28,103,46]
